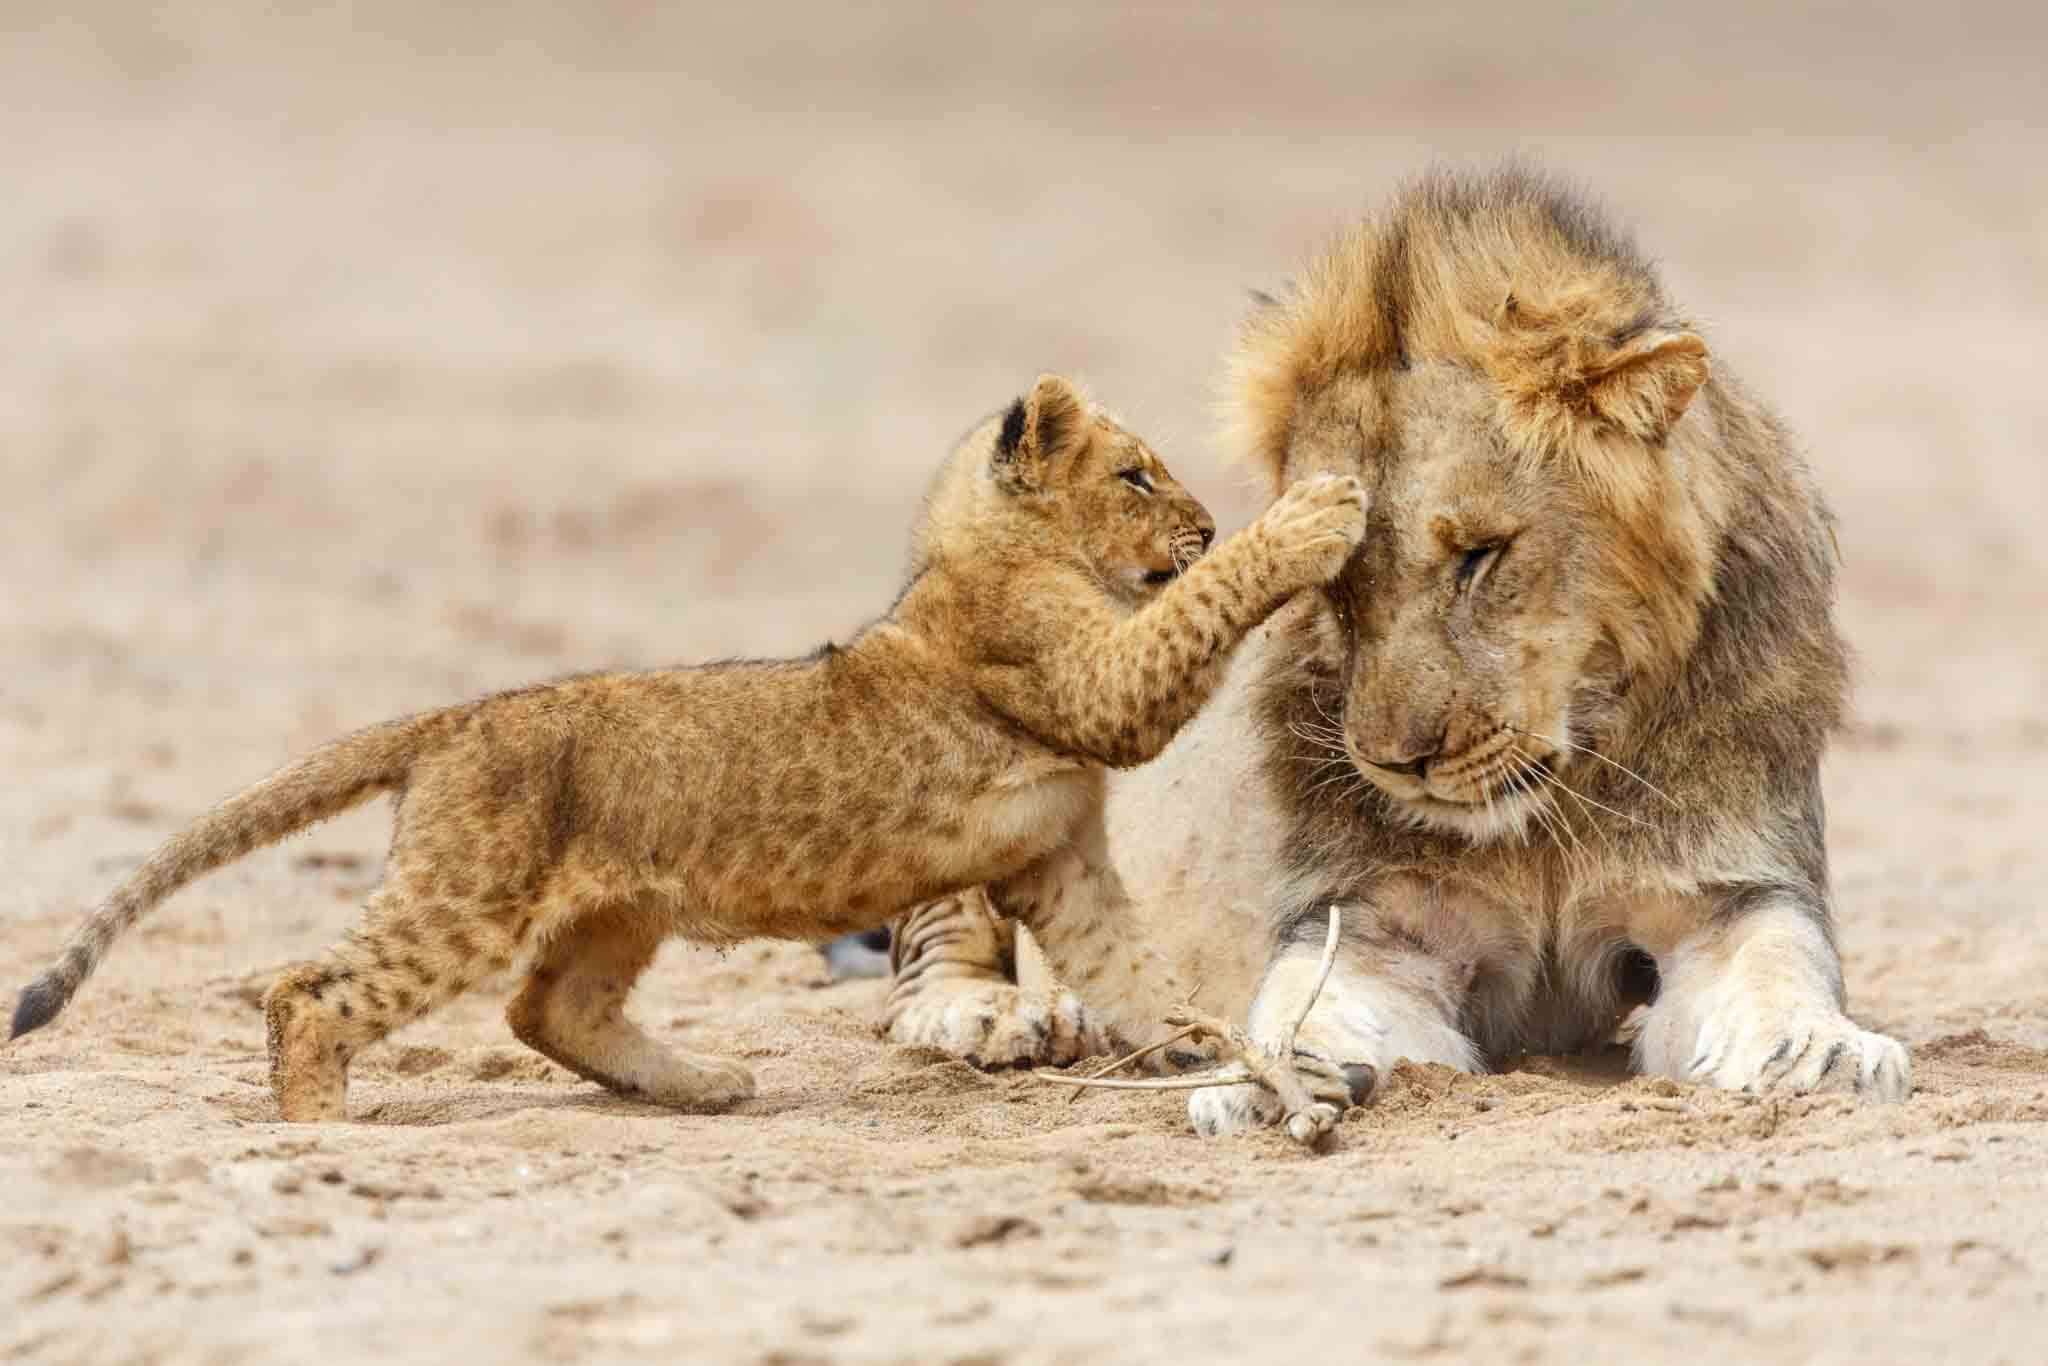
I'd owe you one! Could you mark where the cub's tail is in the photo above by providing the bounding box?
[9,708,467,1041]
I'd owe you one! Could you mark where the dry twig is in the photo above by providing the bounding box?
[1032,907,1356,1147]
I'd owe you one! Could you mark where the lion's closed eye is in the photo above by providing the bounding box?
[1456,538,1511,592]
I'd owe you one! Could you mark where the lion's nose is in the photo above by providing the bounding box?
[1196,524,1215,551]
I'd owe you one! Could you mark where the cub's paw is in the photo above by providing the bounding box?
[1684,1009,1910,1102]
[1253,474,1370,588]
[1186,1048,1373,1138]
[643,1055,757,1111]
[887,981,1110,1070]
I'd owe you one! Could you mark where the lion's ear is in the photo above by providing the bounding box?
[1580,329,1709,443]
[1488,294,1711,450]
[993,373,1088,493]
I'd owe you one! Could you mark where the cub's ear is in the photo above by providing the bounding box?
[1580,328,1710,443]
[992,373,1089,492]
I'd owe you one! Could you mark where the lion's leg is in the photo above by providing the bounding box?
[1633,893,1908,1101]
[1188,905,1478,1137]
[505,906,754,1110]
[882,891,1111,1068]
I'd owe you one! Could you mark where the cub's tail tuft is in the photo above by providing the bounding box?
[11,971,70,1040]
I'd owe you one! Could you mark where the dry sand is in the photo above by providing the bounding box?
[4,3,2046,1362]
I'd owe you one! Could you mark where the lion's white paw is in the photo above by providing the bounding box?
[1186,1051,1371,1138]
[887,982,1109,1070]
[1685,1009,1910,1102]
[1188,1079,1285,1137]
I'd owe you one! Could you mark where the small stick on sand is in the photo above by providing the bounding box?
[1063,980,1207,1105]
[1063,1021,1205,1106]
[1033,907,1357,1148]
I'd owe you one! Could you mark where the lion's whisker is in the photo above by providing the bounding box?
[1308,689,1346,731]
[1534,763,1651,830]
[1304,767,1368,804]
[1511,727,1678,810]
[1481,765,1521,847]
[1287,731,1350,765]
[1531,788,1585,879]
[1508,751,1589,875]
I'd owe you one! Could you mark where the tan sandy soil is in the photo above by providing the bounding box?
[4,3,2046,1361]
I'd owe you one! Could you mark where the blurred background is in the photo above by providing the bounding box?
[3,2,2044,1012]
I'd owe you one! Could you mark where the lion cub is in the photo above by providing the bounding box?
[11,374,1367,1121]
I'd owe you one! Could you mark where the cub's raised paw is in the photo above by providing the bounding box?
[887,981,1110,1070]
[1255,474,1370,588]
[1684,1010,1910,1102]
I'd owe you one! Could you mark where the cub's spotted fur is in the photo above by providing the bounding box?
[10,374,1367,1122]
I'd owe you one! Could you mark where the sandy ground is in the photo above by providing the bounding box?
[4,3,2047,1362]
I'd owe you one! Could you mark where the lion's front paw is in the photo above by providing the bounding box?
[1186,1049,1372,1138]
[1685,1009,1910,1102]
[1254,473,1370,590]
[887,981,1110,1070]
[1188,1078,1284,1137]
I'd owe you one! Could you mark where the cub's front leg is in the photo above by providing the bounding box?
[987,802,1213,1065]
[1632,892,1910,1100]
[990,473,1369,769]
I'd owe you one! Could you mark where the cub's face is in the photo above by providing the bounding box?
[1053,417,1215,604]
[996,375,1216,605]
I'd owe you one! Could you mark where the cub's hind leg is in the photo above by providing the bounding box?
[264,876,523,1122]
[505,906,754,1111]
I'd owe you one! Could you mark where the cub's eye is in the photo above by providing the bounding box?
[1456,541,1505,589]
[1118,468,1154,494]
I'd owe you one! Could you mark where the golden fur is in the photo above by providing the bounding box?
[9,374,1369,1121]
[884,167,1908,1125]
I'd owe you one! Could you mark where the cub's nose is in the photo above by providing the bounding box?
[1196,523,1215,551]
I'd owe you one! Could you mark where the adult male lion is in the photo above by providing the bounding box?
[883,165,1909,1135]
